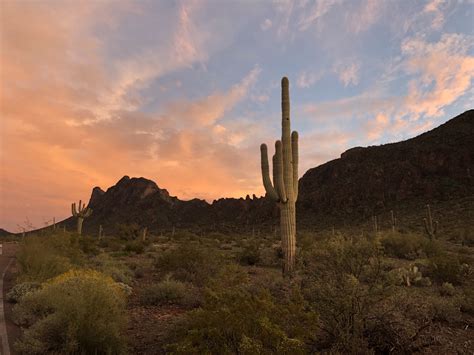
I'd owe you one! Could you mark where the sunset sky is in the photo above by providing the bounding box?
[1,0,473,232]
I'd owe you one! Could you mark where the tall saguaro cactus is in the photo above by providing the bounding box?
[260,77,299,275]
[71,200,92,236]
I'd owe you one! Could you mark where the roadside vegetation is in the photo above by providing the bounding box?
[7,225,474,354]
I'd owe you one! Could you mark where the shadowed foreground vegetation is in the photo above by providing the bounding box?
[7,225,474,354]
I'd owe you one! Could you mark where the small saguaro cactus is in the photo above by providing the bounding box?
[141,227,147,242]
[71,200,92,236]
[372,215,378,234]
[260,77,299,276]
[423,204,438,240]
[98,225,103,239]
[390,210,396,233]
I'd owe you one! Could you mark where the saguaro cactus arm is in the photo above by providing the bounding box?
[274,141,287,203]
[260,144,279,201]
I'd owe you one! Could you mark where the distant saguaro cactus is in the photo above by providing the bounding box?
[423,204,438,240]
[99,225,103,239]
[372,215,378,234]
[141,227,147,242]
[71,200,92,236]
[260,77,299,275]
[390,210,396,233]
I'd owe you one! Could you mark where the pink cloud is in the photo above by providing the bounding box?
[402,33,474,118]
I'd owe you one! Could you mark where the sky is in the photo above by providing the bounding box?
[1,0,473,232]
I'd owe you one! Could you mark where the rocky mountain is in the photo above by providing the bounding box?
[65,175,276,235]
[64,110,473,235]
[298,109,474,229]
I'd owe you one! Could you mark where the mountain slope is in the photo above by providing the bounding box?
[298,109,474,228]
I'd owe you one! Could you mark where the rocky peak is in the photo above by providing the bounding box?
[88,186,105,208]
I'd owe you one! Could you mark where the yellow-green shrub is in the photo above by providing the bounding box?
[167,285,317,354]
[154,244,223,286]
[16,233,84,282]
[381,232,441,260]
[13,269,127,354]
[140,276,199,307]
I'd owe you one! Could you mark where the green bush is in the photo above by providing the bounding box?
[140,276,198,307]
[116,223,140,241]
[17,233,84,282]
[460,285,474,315]
[124,240,146,254]
[428,254,466,285]
[381,232,437,260]
[302,235,394,353]
[167,284,317,354]
[170,230,199,241]
[78,235,100,255]
[440,282,456,296]
[154,244,222,286]
[238,243,261,266]
[6,282,41,303]
[364,290,462,353]
[91,254,134,285]
[98,237,123,251]
[13,269,127,354]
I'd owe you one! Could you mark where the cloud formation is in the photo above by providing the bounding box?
[1,0,472,231]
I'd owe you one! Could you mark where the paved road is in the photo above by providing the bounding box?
[0,243,17,355]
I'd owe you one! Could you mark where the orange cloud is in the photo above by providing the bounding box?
[0,1,266,231]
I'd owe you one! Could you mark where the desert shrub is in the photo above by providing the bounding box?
[78,235,100,255]
[460,285,474,315]
[116,282,133,297]
[6,282,41,303]
[258,245,281,267]
[171,230,199,241]
[167,282,317,354]
[134,266,146,279]
[116,223,140,240]
[427,254,466,285]
[154,244,223,286]
[423,240,444,257]
[124,240,146,254]
[98,237,123,251]
[440,282,456,296]
[140,276,198,307]
[365,290,462,353]
[302,235,394,353]
[381,232,440,260]
[13,269,127,354]
[16,233,84,282]
[238,242,261,266]
[206,231,230,242]
[91,254,134,285]
[297,230,321,251]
